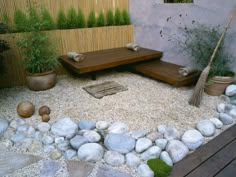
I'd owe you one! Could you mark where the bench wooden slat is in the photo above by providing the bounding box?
[169,124,236,177]
[186,138,236,177]
[215,158,236,177]
[132,60,200,87]
[59,47,163,74]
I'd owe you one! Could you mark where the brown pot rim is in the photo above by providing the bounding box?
[26,70,55,76]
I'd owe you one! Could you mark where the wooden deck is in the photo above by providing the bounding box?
[132,60,200,87]
[59,47,163,75]
[169,124,236,177]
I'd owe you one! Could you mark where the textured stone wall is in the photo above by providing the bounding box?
[130,0,236,72]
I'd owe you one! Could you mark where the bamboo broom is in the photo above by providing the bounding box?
[189,8,236,107]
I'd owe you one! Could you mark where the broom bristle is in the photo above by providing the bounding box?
[189,66,210,107]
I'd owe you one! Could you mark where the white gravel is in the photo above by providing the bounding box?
[0,71,225,177]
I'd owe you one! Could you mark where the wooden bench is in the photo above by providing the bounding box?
[59,47,163,79]
[132,60,200,87]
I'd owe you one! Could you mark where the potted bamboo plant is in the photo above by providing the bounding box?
[16,7,59,91]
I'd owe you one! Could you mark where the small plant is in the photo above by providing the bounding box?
[160,15,235,78]
[41,8,55,30]
[122,9,131,25]
[17,7,58,74]
[114,8,123,26]
[106,9,114,26]
[57,9,68,29]
[77,8,86,28]
[14,9,29,32]
[0,39,10,74]
[0,22,8,34]
[67,7,78,29]
[147,159,173,177]
[28,7,41,30]
[97,11,105,27]
[87,10,97,28]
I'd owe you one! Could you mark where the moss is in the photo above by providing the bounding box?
[147,159,173,177]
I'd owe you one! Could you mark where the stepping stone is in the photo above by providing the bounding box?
[67,160,94,177]
[0,151,42,176]
[96,166,132,177]
[40,160,61,177]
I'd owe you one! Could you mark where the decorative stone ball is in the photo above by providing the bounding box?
[39,106,51,116]
[42,114,50,122]
[17,101,35,118]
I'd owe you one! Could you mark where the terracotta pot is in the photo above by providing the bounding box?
[205,76,234,96]
[26,70,56,91]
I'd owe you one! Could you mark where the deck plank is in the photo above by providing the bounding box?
[186,138,236,177]
[169,124,236,177]
[215,158,236,177]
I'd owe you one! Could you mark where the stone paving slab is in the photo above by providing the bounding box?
[0,151,42,176]
[67,160,94,177]
[40,160,61,177]
[96,166,132,177]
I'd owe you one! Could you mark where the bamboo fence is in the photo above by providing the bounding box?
[0,25,134,88]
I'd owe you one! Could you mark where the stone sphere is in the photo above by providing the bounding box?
[42,114,50,122]
[17,101,35,118]
[39,106,51,116]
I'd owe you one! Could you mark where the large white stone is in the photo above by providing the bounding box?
[83,130,101,143]
[78,143,104,162]
[141,146,162,161]
[160,151,173,166]
[219,113,234,125]
[158,125,179,140]
[104,151,125,166]
[155,139,168,150]
[0,118,9,137]
[229,109,236,118]
[126,153,141,168]
[37,122,50,132]
[104,133,135,154]
[70,135,88,149]
[78,119,96,130]
[108,122,129,134]
[51,118,78,138]
[181,129,204,150]
[96,121,109,130]
[209,118,223,129]
[135,138,152,153]
[131,130,147,139]
[166,140,189,163]
[217,103,226,113]
[137,164,154,177]
[225,85,236,96]
[196,120,215,137]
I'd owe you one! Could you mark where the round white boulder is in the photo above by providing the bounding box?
[181,129,204,150]
[78,143,104,162]
[104,151,125,166]
[196,120,215,137]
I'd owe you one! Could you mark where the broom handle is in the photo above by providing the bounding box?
[208,11,235,66]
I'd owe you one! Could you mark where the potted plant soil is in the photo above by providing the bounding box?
[16,7,59,91]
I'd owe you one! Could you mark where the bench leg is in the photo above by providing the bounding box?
[91,73,96,80]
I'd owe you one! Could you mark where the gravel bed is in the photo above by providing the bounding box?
[0,71,223,177]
